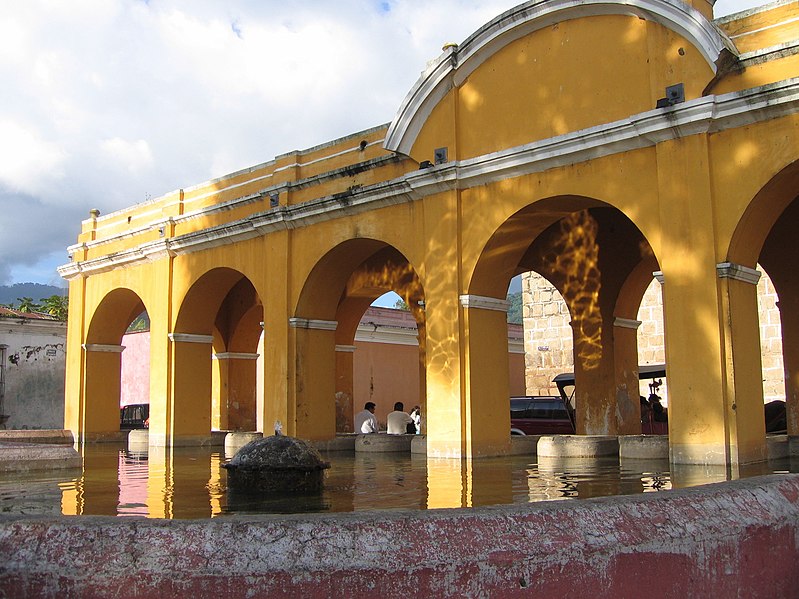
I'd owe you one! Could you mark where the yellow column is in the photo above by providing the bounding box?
[613,317,645,435]
[63,276,87,438]
[335,345,356,432]
[81,344,124,438]
[460,295,512,457]
[289,318,337,441]
[717,262,768,464]
[217,352,259,431]
[158,333,213,446]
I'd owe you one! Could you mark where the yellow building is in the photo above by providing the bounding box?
[60,0,799,466]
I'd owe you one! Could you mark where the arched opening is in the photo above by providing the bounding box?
[168,268,263,444]
[472,198,661,438]
[84,288,148,438]
[292,240,425,440]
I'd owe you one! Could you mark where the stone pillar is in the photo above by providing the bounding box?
[613,317,644,435]
[289,318,337,441]
[459,294,512,457]
[80,344,125,437]
[214,352,259,431]
[156,333,213,447]
[716,263,768,464]
[335,344,356,433]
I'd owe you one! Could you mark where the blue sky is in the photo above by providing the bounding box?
[1,0,765,289]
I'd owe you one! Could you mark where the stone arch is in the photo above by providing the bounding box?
[386,0,734,156]
[292,239,425,439]
[469,197,659,436]
[83,288,148,437]
[727,159,799,435]
[167,268,263,443]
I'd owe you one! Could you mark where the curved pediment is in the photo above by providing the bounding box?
[385,0,737,157]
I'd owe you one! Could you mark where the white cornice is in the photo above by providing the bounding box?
[459,295,510,313]
[355,325,420,346]
[213,352,259,360]
[82,344,125,353]
[717,262,761,285]
[384,0,736,155]
[289,318,338,331]
[168,333,214,344]
[59,78,799,281]
[614,317,642,330]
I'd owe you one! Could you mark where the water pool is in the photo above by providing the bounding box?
[1,444,794,519]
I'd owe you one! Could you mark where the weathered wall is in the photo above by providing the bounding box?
[120,330,150,407]
[0,318,66,430]
[1,474,798,598]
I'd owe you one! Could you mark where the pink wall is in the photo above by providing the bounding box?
[120,331,149,407]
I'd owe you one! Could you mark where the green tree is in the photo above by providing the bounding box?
[393,298,409,311]
[16,297,40,313]
[506,291,523,324]
[41,295,69,320]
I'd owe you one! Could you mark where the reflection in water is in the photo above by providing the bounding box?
[0,444,795,520]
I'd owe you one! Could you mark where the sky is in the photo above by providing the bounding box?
[0,0,765,289]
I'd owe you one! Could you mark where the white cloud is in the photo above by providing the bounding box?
[0,0,773,285]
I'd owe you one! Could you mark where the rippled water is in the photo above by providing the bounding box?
[0,444,794,519]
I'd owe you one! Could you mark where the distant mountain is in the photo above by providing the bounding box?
[0,283,67,305]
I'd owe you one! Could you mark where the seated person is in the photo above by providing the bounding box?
[353,402,379,433]
[386,402,414,435]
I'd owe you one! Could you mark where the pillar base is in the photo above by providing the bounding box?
[619,435,669,460]
[224,432,263,456]
[537,435,619,458]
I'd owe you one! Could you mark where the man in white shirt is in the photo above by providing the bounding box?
[386,402,414,435]
[353,402,379,433]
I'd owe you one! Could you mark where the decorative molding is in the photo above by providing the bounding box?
[614,317,642,330]
[58,78,799,281]
[355,326,420,347]
[459,294,510,312]
[653,271,665,285]
[385,0,735,154]
[717,262,761,285]
[213,352,259,360]
[168,333,214,344]
[289,318,338,331]
[82,344,125,353]
[335,345,357,353]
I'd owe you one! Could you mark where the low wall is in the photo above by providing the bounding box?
[1,475,798,597]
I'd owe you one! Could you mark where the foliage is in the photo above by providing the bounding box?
[506,292,523,324]
[127,312,150,332]
[393,298,409,311]
[41,295,69,320]
[15,297,41,313]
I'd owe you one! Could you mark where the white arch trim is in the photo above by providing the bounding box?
[385,0,736,155]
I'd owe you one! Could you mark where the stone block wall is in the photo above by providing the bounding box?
[522,270,785,403]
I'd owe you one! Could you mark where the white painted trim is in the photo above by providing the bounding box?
[459,295,510,313]
[384,0,735,154]
[58,79,799,281]
[717,262,761,285]
[213,352,259,360]
[168,333,214,344]
[82,344,125,353]
[335,345,357,353]
[614,317,642,330]
[653,271,665,285]
[355,325,420,347]
[508,337,525,354]
[289,318,338,331]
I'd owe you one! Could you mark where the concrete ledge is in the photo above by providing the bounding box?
[0,430,75,445]
[0,442,81,472]
[355,433,414,453]
[411,434,426,454]
[509,435,539,456]
[310,435,357,452]
[767,434,789,460]
[224,432,263,455]
[148,432,227,448]
[2,475,798,597]
[619,435,669,460]
[538,435,619,458]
